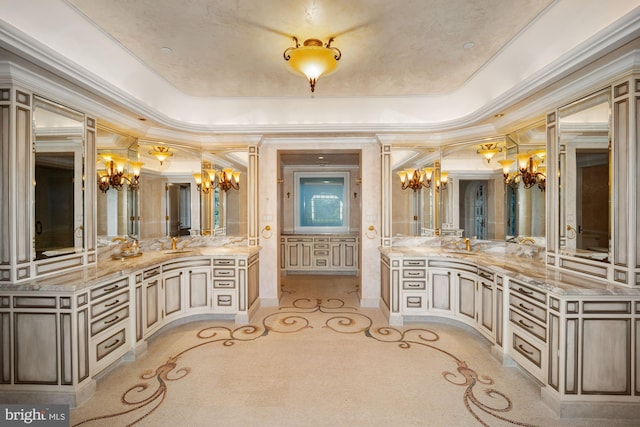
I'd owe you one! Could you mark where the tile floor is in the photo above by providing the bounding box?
[70,275,638,426]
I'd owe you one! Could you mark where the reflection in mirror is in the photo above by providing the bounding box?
[558,89,611,262]
[200,151,247,237]
[502,121,547,241]
[137,142,202,239]
[96,126,140,241]
[33,97,85,260]
[391,147,440,236]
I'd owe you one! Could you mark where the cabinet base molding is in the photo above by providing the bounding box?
[0,380,96,408]
[541,388,640,419]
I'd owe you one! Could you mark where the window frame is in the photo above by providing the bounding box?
[293,171,350,234]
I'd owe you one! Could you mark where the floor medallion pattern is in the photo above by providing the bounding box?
[73,293,536,427]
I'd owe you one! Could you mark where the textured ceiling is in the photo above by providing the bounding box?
[65,0,553,97]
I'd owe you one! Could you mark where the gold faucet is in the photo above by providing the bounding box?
[111,236,126,243]
[171,237,178,250]
[520,237,535,245]
[464,238,471,251]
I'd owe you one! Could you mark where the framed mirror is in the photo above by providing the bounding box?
[137,141,202,239]
[200,150,247,237]
[502,120,546,241]
[33,96,85,260]
[95,126,141,243]
[558,89,611,262]
[392,147,440,236]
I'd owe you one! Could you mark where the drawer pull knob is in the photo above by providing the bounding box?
[103,285,119,292]
[104,315,120,325]
[517,344,534,355]
[518,288,534,295]
[518,303,534,312]
[517,319,533,329]
[105,339,121,349]
[105,299,120,308]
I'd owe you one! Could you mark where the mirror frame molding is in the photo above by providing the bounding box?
[546,73,640,287]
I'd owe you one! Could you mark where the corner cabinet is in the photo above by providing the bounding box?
[0,250,259,407]
[280,235,359,274]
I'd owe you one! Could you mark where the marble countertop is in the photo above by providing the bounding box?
[2,246,261,293]
[380,246,640,297]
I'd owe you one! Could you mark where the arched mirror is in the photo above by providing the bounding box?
[33,97,85,260]
[558,89,611,262]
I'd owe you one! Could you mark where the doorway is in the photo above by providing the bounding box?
[166,183,191,237]
[277,150,362,303]
[459,180,488,240]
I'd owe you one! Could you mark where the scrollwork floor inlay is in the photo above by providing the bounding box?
[72,295,537,426]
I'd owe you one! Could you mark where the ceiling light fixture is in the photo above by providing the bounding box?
[283,37,341,93]
[476,143,503,163]
[149,146,173,165]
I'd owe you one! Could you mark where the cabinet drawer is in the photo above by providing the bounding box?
[213,268,236,278]
[402,293,426,313]
[213,259,236,267]
[512,332,543,368]
[403,259,426,267]
[95,327,127,362]
[213,279,236,289]
[314,250,329,256]
[477,268,494,281]
[212,292,236,312]
[314,237,329,243]
[91,290,129,318]
[91,306,129,337]
[509,294,546,324]
[403,280,425,290]
[315,259,328,267]
[90,277,128,300]
[509,309,546,342]
[330,237,356,243]
[510,280,546,304]
[143,266,161,280]
[403,269,425,279]
[314,244,329,250]
[287,237,313,243]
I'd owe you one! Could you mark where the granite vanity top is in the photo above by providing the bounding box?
[2,246,261,293]
[380,246,640,297]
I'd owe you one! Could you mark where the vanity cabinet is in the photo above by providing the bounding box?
[507,278,548,382]
[400,259,427,314]
[284,237,313,269]
[89,277,131,375]
[212,258,237,313]
[281,235,359,274]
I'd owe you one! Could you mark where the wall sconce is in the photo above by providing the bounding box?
[149,146,173,165]
[97,153,143,193]
[194,167,241,193]
[283,37,342,93]
[498,151,546,191]
[398,167,447,191]
[476,143,503,163]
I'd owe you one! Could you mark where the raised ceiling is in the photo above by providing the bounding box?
[66,0,553,98]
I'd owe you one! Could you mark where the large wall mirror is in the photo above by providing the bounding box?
[558,89,611,262]
[503,121,546,240]
[392,147,441,236]
[96,126,140,242]
[200,150,247,237]
[33,96,85,260]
